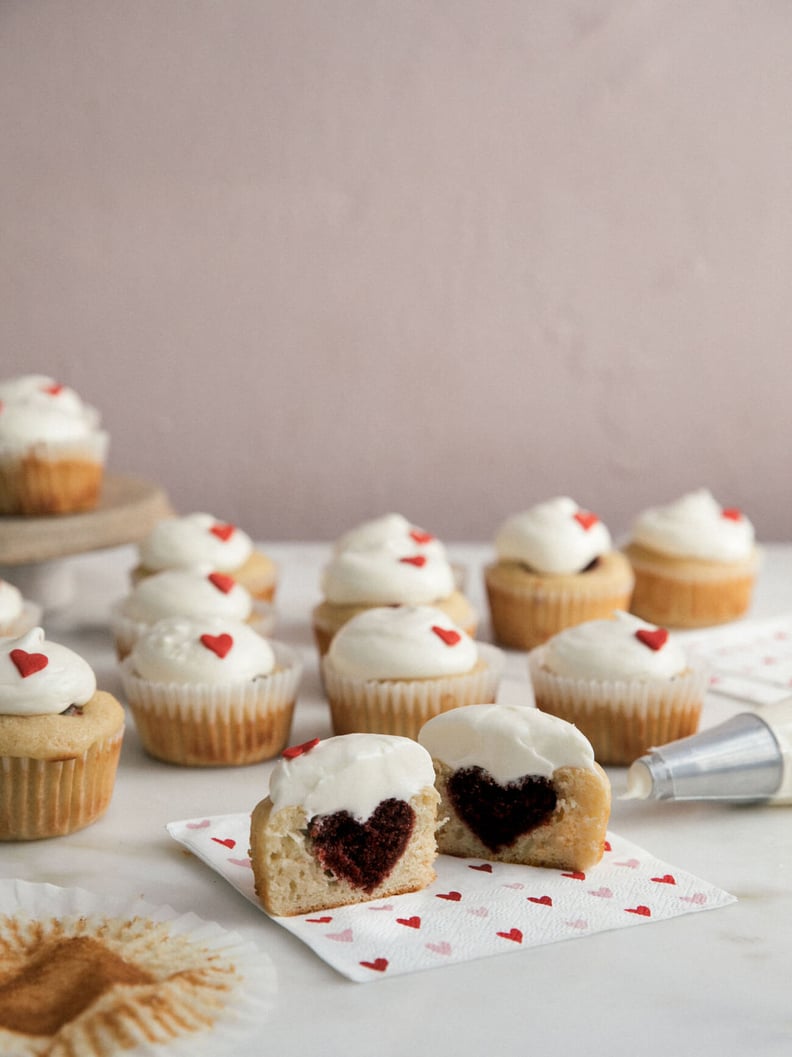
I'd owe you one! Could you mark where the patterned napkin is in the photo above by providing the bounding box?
[167,814,735,983]
[684,615,792,705]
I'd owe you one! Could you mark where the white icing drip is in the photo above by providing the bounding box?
[418,703,596,782]
[321,545,455,605]
[0,627,96,716]
[326,605,478,679]
[120,566,252,623]
[129,616,275,685]
[268,732,435,822]
[630,488,755,561]
[542,611,688,680]
[138,513,254,572]
[495,497,613,575]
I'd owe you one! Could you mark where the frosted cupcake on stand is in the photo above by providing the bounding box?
[623,488,758,627]
[484,497,634,650]
[132,512,278,602]
[0,578,41,637]
[0,373,109,515]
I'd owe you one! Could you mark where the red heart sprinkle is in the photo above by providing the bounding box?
[635,628,669,651]
[527,895,553,906]
[468,863,493,873]
[43,382,64,396]
[399,555,427,567]
[651,874,676,885]
[436,891,462,902]
[211,837,236,849]
[282,737,320,760]
[208,572,236,594]
[431,625,461,647]
[573,510,599,531]
[722,507,742,521]
[10,649,49,679]
[409,529,435,545]
[496,928,523,943]
[360,958,388,972]
[210,522,236,541]
[625,905,651,917]
[200,633,233,659]
[562,871,586,880]
[396,916,421,929]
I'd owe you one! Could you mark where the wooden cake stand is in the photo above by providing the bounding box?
[0,474,173,609]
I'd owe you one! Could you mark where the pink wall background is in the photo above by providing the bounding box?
[2,1,791,543]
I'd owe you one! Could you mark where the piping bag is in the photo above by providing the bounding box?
[623,700,792,804]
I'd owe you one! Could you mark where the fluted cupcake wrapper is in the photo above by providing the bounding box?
[0,729,123,841]
[0,433,109,515]
[110,601,276,661]
[528,647,709,766]
[321,642,504,740]
[119,642,302,766]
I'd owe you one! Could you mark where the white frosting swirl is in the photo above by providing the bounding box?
[321,545,455,605]
[0,627,96,716]
[138,513,254,572]
[418,703,596,782]
[0,373,102,448]
[0,580,24,627]
[119,566,253,623]
[333,513,446,558]
[542,611,688,681]
[630,488,755,561]
[495,497,613,575]
[269,732,435,822]
[129,616,275,685]
[326,605,478,680]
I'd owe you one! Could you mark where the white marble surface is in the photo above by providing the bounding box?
[4,542,792,1056]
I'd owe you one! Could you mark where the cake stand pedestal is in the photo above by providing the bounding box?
[0,474,173,610]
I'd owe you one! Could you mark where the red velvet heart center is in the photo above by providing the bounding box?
[448,767,558,852]
[210,522,236,541]
[431,625,461,647]
[399,555,427,567]
[308,799,416,893]
[409,529,435,545]
[635,627,668,651]
[573,510,599,531]
[199,633,233,658]
[721,507,742,521]
[208,572,236,594]
[282,737,320,759]
[10,649,49,678]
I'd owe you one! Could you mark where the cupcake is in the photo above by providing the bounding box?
[623,489,758,627]
[332,512,446,557]
[249,733,439,915]
[312,536,477,656]
[484,497,634,650]
[132,512,278,602]
[110,565,273,659]
[0,373,109,515]
[119,616,302,766]
[418,704,611,871]
[0,627,124,840]
[0,578,41,636]
[528,611,708,765]
[321,605,503,739]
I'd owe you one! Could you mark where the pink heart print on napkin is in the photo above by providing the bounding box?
[167,815,736,983]
[684,615,792,705]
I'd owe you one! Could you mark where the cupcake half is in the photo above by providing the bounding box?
[0,374,108,515]
[528,611,708,766]
[623,489,758,628]
[132,511,278,602]
[321,605,503,740]
[0,628,124,840]
[119,616,301,766]
[484,497,634,650]
[418,703,611,871]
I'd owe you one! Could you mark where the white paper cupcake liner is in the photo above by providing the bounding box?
[321,642,504,739]
[110,601,276,660]
[0,878,276,1057]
